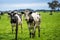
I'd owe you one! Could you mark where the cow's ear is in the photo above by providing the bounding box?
[8,11,11,15]
[29,12,32,14]
[11,11,14,13]
[21,12,24,14]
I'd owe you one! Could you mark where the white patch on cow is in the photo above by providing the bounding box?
[31,12,40,22]
[15,14,22,24]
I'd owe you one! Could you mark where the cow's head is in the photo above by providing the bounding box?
[21,10,32,21]
[8,11,17,21]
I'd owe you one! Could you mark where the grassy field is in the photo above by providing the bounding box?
[0,12,60,40]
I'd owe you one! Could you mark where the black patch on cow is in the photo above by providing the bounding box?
[29,12,32,15]
[27,16,34,23]
[13,13,16,16]
[10,16,17,23]
[8,13,10,15]
[11,11,14,13]
[21,12,24,14]
[11,19,16,23]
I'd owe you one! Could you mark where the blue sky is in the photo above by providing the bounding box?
[0,0,60,11]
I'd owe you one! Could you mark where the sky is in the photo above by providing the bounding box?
[0,0,60,11]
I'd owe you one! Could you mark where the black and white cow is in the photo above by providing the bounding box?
[21,10,41,38]
[8,11,22,40]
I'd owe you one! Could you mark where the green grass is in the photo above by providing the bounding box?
[0,12,60,40]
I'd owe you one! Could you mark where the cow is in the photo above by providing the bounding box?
[21,10,41,38]
[8,11,22,40]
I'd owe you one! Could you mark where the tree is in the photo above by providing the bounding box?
[48,2,55,15]
[58,3,60,11]
[48,0,59,15]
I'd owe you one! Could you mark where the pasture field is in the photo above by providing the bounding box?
[0,12,60,40]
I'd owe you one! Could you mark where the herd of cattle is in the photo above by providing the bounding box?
[0,9,41,40]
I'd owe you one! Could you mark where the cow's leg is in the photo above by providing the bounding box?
[28,23,31,38]
[15,21,18,40]
[38,21,40,37]
[32,24,36,38]
[11,24,14,33]
[38,25,40,37]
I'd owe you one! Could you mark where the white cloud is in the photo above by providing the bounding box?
[0,3,48,11]
[0,3,48,7]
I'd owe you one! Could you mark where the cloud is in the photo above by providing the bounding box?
[1,3,48,7]
[0,3,48,11]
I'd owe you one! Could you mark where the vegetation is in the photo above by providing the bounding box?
[0,12,60,40]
